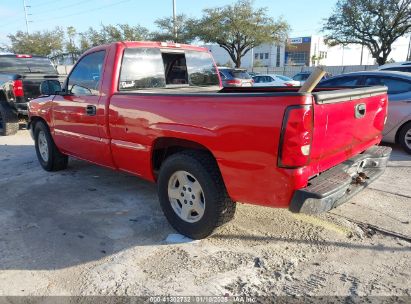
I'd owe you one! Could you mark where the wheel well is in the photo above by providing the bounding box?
[152,137,215,177]
[395,120,411,143]
[29,116,48,132]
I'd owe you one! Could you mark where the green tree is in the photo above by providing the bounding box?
[193,0,290,67]
[7,27,64,57]
[65,26,79,64]
[79,24,150,52]
[323,0,411,65]
[152,14,197,43]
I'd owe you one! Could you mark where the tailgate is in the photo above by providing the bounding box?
[310,86,388,173]
[22,74,59,100]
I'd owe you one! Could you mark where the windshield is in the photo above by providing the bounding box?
[0,56,57,74]
[276,75,293,81]
[293,74,310,81]
[222,69,251,79]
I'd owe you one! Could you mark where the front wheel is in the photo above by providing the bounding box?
[157,151,236,239]
[399,122,411,155]
[34,121,68,171]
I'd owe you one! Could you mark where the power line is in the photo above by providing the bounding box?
[46,0,133,22]
[30,0,95,17]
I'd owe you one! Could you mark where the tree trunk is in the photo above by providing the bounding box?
[235,56,242,68]
[376,56,386,66]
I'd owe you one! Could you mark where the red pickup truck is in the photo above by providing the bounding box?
[29,41,391,239]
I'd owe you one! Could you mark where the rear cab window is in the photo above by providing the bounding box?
[119,48,219,91]
[0,55,57,74]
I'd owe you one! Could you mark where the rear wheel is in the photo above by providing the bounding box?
[398,122,411,154]
[34,121,68,171]
[158,150,236,239]
[0,103,19,136]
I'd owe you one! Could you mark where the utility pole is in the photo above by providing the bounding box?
[360,34,364,65]
[172,0,177,40]
[23,0,30,34]
[407,35,411,61]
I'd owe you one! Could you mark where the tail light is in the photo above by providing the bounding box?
[278,105,313,168]
[226,79,242,86]
[284,82,295,87]
[16,54,32,58]
[12,80,24,97]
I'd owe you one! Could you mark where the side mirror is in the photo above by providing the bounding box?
[40,80,62,96]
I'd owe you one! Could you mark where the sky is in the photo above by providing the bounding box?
[0,0,336,45]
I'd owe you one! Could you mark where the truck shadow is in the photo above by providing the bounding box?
[381,142,411,162]
[0,143,410,271]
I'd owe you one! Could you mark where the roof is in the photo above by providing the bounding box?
[0,54,49,58]
[85,41,208,55]
[378,61,411,69]
[326,70,411,80]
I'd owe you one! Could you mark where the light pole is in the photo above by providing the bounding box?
[173,0,177,40]
[23,0,30,34]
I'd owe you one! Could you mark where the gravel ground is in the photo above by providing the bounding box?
[0,130,410,297]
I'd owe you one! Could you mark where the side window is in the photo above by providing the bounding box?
[119,48,166,90]
[322,77,359,86]
[219,71,227,80]
[162,52,188,85]
[365,77,411,94]
[68,51,105,96]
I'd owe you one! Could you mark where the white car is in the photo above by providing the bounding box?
[252,74,300,87]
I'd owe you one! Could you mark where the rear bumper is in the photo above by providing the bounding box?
[289,145,391,214]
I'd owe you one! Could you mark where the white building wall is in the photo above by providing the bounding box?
[203,43,285,69]
[204,35,410,69]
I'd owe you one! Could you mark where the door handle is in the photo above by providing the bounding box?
[355,103,366,119]
[86,105,96,116]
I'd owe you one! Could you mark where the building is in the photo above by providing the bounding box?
[204,43,286,68]
[204,35,411,69]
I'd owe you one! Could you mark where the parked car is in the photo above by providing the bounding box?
[0,54,59,136]
[378,61,411,73]
[252,74,300,86]
[293,71,332,85]
[319,71,411,154]
[218,67,254,87]
[29,41,390,239]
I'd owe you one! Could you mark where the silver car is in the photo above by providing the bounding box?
[319,71,411,154]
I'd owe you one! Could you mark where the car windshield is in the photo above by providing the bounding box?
[293,74,310,81]
[0,56,57,74]
[276,75,293,81]
[224,69,251,79]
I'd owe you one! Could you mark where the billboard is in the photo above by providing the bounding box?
[288,37,311,44]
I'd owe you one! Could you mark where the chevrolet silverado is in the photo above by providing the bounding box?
[28,42,391,239]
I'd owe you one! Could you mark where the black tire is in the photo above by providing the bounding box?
[158,150,236,239]
[34,121,68,171]
[398,122,411,154]
[0,103,19,136]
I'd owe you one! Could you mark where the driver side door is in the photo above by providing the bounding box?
[52,51,107,163]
